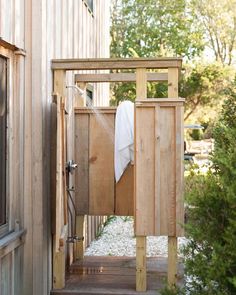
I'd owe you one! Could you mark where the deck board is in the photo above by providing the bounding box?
[51,256,183,295]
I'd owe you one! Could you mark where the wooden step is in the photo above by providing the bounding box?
[51,256,183,295]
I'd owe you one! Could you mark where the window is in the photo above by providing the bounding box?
[84,0,93,13]
[86,84,93,107]
[0,55,7,228]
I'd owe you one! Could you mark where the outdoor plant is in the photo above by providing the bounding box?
[182,83,236,294]
[162,82,236,295]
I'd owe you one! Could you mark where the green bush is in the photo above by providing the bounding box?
[181,86,236,294]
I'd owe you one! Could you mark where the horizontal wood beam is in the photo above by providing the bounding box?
[75,72,168,83]
[52,58,182,70]
[74,107,117,114]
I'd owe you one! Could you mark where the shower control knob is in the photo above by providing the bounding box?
[66,160,78,174]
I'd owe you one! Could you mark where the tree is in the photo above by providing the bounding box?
[110,0,204,59]
[191,0,236,65]
[180,63,234,121]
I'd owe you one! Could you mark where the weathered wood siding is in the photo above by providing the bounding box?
[0,1,110,295]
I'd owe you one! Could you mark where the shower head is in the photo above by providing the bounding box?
[66,85,85,96]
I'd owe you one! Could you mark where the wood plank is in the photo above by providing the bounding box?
[74,216,85,260]
[135,106,155,235]
[75,72,168,83]
[159,106,176,236]
[53,250,65,289]
[50,256,183,295]
[136,237,147,292]
[167,67,179,287]
[89,113,115,215]
[1,253,12,295]
[168,68,179,98]
[74,107,116,114]
[51,101,58,235]
[74,114,89,214]
[115,163,134,216]
[136,68,147,101]
[135,68,147,292]
[176,106,185,237]
[168,237,177,287]
[51,58,183,70]
[53,70,67,290]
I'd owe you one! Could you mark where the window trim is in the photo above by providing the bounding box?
[82,0,94,15]
[0,47,12,238]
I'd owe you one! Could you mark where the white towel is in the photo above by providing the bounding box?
[115,100,134,182]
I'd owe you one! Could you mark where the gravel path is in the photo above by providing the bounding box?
[85,216,187,257]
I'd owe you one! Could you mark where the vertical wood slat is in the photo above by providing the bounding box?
[74,114,89,214]
[74,108,134,216]
[115,163,134,216]
[74,215,85,260]
[1,253,12,295]
[167,67,179,287]
[135,100,184,237]
[176,105,184,237]
[89,113,115,215]
[135,107,155,235]
[159,106,176,236]
[136,68,147,101]
[53,70,67,289]
[135,68,147,292]
[136,236,147,292]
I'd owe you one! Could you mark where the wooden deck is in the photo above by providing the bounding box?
[51,256,184,295]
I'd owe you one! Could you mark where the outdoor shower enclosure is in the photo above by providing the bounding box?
[51,58,184,292]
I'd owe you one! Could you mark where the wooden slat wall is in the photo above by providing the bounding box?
[135,100,185,237]
[74,108,134,216]
[0,0,111,294]
[89,113,115,215]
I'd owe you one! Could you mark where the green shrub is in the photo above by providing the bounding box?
[181,86,236,294]
[190,128,203,140]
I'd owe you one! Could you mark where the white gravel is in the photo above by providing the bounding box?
[85,216,187,257]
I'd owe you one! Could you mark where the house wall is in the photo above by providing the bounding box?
[0,1,110,294]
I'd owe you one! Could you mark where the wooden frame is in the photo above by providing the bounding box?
[75,72,168,83]
[52,57,182,70]
[52,58,183,291]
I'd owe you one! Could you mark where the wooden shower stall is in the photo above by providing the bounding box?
[51,58,184,292]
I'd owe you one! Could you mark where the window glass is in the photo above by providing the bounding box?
[0,55,7,227]
[86,0,93,12]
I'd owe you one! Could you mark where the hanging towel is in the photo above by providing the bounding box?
[115,100,134,183]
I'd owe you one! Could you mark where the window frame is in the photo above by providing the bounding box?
[0,48,11,238]
[83,0,94,14]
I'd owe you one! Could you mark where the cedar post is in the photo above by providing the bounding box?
[136,68,147,292]
[167,67,179,287]
[52,70,67,289]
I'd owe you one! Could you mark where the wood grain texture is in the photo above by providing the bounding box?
[74,114,89,214]
[159,106,176,236]
[52,58,183,70]
[74,216,85,260]
[168,236,177,286]
[136,68,147,101]
[136,236,147,292]
[135,107,155,235]
[175,105,184,237]
[135,100,184,237]
[75,72,168,83]
[115,163,134,216]
[89,113,115,215]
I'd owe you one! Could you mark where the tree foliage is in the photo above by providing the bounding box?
[181,63,234,121]
[181,82,236,294]
[111,0,204,59]
[190,0,236,65]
